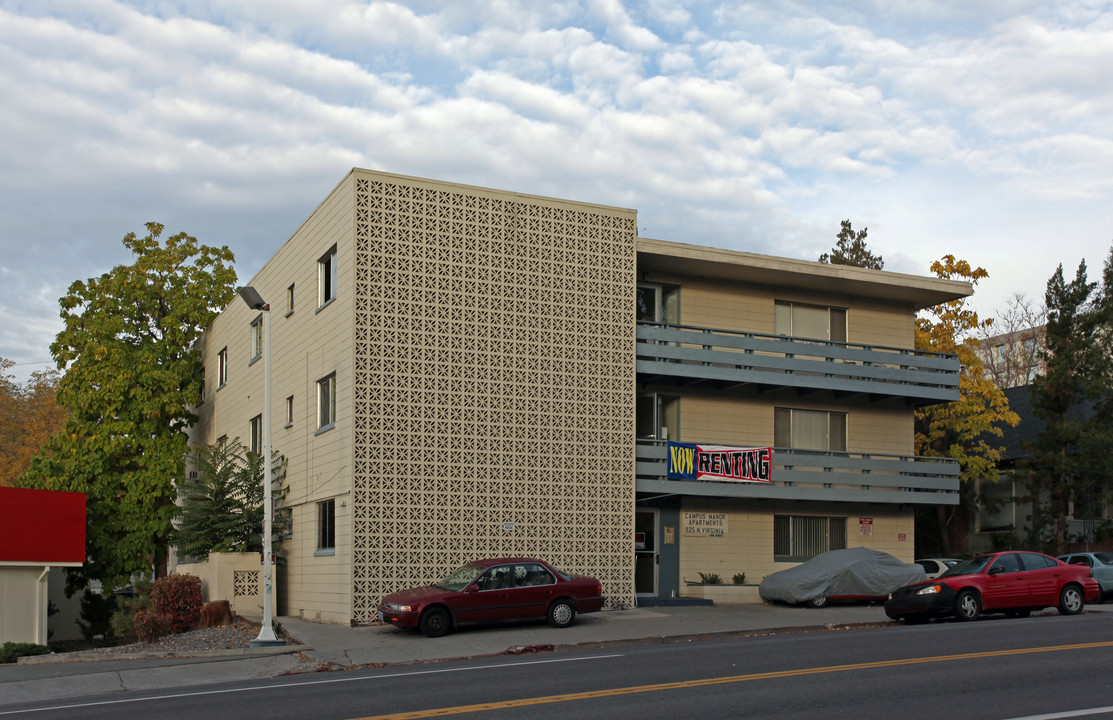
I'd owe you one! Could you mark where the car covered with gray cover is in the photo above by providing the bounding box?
[759,547,927,607]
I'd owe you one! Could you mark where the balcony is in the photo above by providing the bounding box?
[636,440,960,506]
[637,322,959,405]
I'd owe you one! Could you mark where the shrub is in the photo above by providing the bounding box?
[76,589,118,643]
[110,580,154,644]
[697,572,722,584]
[1,642,51,664]
[132,610,173,643]
[150,574,203,634]
[732,572,746,585]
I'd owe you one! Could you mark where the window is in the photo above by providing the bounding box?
[318,246,337,308]
[637,283,679,323]
[637,393,679,440]
[217,347,228,387]
[249,414,262,456]
[285,395,294,428]
[977,476,1015,532]
[774,301,847,342]
[774,408,846,451]
[317,499,335,552]
[286,283,295,317]
[250,315,263,363]
[198,367,206,404]
[317,373,336,431]
[774,515,846,561]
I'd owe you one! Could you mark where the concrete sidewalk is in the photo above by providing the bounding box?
[3,602,1109,709]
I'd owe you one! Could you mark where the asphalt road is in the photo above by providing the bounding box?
[6,612,1113,720]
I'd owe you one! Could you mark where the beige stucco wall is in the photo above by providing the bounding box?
[192,174,357,624]
[675,498,916,604]
[645,274,915,350]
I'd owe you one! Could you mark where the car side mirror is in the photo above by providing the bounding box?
[989,566,1002,575]
[464,584,479,593]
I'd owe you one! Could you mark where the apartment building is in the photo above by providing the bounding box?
[189,168,970,623]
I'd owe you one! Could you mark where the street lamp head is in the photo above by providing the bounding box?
[239,286,268,311]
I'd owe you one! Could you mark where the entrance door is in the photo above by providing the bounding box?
[635,510,658,596]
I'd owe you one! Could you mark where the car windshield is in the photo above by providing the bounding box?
[940,555,994,578]
[1095,553,1113,565]
[434,563,486,591]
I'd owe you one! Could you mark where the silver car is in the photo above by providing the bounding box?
[1059,552,1113,602]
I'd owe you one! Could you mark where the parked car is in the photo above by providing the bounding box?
[759,547,927,608]
[885,551,1101,623]
[1059,552,1113,602]
[915,558,959,579]
[377,558,605,637]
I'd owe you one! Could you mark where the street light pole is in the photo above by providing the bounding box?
[239,286,282,647]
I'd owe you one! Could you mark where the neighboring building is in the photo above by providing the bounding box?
[976,325,1046,389]
[189,169,970,624]
[0,487,85,645]
[968,385,1110,555]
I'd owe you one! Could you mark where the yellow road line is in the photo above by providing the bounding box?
[352,640,1113,720]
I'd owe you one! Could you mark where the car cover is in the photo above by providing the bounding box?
[759,547,927,604]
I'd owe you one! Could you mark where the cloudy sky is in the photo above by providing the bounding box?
[2,0,1111,381]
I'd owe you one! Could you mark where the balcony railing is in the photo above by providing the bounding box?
[637,322,959,405]
[636,440,960,506]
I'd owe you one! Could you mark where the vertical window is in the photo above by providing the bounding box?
[286,283,295,316]
[317,499,335,551]
[250,414,262,456]
[774,408,847,451]
[285,395,294,427]
[636,394,679,440]
[317,373,336,430]
[251,315,263,362]
[198,367,206,404]
[217,347,228,387]
[318,246,337,307]
[774,515,846,561]
[636,283,680,323]
[774,301,847,342]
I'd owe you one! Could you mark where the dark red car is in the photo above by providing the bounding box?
[377,558,605,637]
[885,550,1101,623]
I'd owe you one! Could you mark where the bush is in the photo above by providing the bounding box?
[150,574,203,634]
[76,589,118,643]
[732,572,746,584]
[132,610,173,643]
[1,642,51,664]
[697,572,722,584]
[110,580,154,644]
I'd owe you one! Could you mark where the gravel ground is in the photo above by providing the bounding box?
[85,617,299,656]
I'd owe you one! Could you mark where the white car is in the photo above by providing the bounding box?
[915,557,959,579]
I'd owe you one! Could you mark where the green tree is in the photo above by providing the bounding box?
[19,223,236,594]
[1025,249,1113,553]
[818,219,884,270]
[173,439,288,561]
[0,359,67,486]
[914,255,1019,556]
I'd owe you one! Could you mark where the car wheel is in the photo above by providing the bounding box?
[547,599,576,628]
[807,596,829,608]
[419,607,451,638]
[954,589,981,621]
[1058,584,1085,616]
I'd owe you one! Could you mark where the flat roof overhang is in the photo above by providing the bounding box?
[638,237,973,311]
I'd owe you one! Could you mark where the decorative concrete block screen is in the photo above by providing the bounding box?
[350,173,637,621]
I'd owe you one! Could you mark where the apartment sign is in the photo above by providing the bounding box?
[667,442,772,483]
[683,511,727,537]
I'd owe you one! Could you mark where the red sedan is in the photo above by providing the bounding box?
[885,551,1101,623]
[377,558,606,637]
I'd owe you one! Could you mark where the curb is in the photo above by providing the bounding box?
[17,643,305,665]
